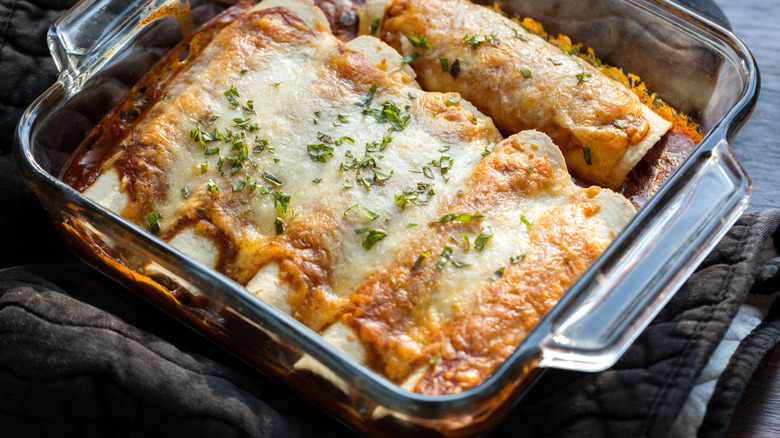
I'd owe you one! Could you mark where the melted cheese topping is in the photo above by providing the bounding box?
[369,0,670,189]
[73,2,635,394]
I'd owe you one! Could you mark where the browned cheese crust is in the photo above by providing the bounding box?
[375,0,669,189]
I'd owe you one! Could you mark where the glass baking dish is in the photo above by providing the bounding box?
[14,0,758,436]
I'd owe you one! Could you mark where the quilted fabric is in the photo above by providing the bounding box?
[3,1,777,438]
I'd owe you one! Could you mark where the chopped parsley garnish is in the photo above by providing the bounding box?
[407,34,433,50]
[520,214,532,228]
[262,171,283,186]
[474,226,493,251]
[232,180,246,192]
[207,179,219,193]
[200,162,208,173]
[345,204,380,221]
[359,84,378,108]
[436,246,453,269]
[490,267,505,281]
[240,68,248,74]
[575,71,592,84]
[337,114,349,123]
[451,260,470,268]
[403,52,419,63]
[429,211,484,225]
[461,232,470,251]
[395,182,435,208]
[429,354,440,365]
[521,68,532,79]
[462,31,500,49]
[412,250,432,270]
[356,228,388,249]
[269,190,291,215]
[148,211,162,235]
[271,82,281,87]
[481,142,496,158]
[408,91,417,99]
[526,165,534,173]
[548,58,562,66]
[447,96,461,104]
[274,217,285,235]
[181,188,190,199]
[407,223,418,228]
[253,138,269,153]
[307,144,335,162]
[312,178,322,183]
[583,147,593,165]
[613,119,625,129]
[370,17,380,34]
[440,58,461,79]
[510,254,527,264]
[224,85,240,107]
[505,24,529,41]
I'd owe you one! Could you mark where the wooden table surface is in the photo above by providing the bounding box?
[712,1,780,435]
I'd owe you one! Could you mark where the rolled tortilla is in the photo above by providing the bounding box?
[364,0,670,189]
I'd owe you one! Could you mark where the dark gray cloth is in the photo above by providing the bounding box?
[3,1,776,437]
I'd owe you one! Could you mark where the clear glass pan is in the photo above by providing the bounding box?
[14,0,758,436]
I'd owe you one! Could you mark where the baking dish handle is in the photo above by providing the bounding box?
[47,0,188,80]
[538,138,750,372]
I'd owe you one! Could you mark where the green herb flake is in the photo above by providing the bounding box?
[583,147,593,165]
[357,228,388,250]
[429,354,440,365]
[370,17,380,34]
[505,24,529,41]
[262,171,283,186]
[613,119,625,129]
[359,84,378,108]
[232,180,246,192]
[345,204,380,221]
[576,71,592,84]
[412,250,432,270]
[440,57,450,72]
[240,68,248,74]
[474,226,493,251]
[510,254,527,264]
[270,191,291,215]
[337,114,349,123]
[148,211,162,235]
[407,223,417,228]
[490,266,505,281]
[449,59,461,79]
[224,85,240,107]
[520,214,532,228]
[447,96,462,104]
[408,91,417,99]
[312,178,322,183]
[461,232,470,251]
[521,68,532,79]
[526,165,534,173]
[271,82,281,87]
[307,144,335,162]
[481,142,496,158]
[181,188,190,199]
[451,260,470,268]
[548,58,562,66]
[207,179,219,193]
[200,162,208,174]
[429,211,484,225]
[407,34,433,51]
[436,246,453,269]
[274,217,285,235]
[403,52,420,63]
